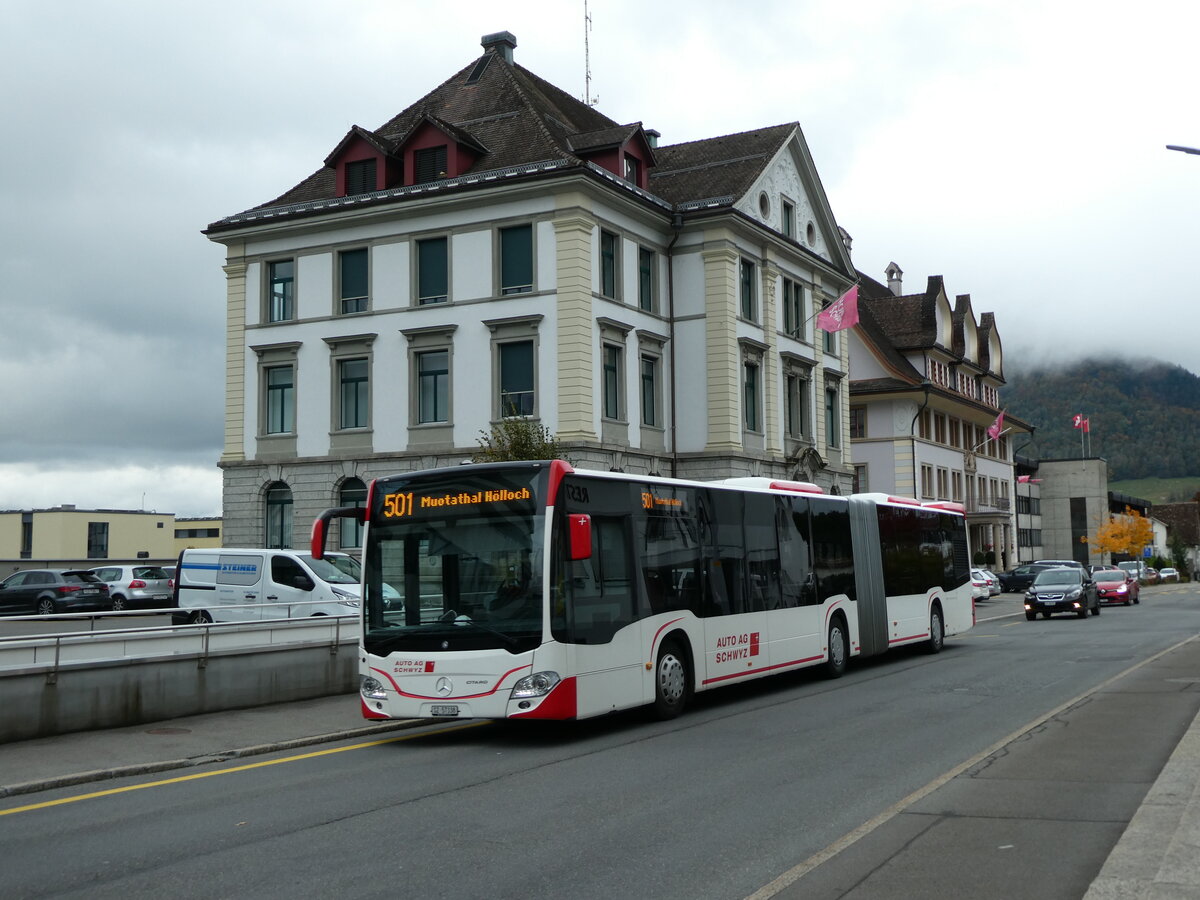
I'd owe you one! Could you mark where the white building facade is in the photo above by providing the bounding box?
[205,32,857,548]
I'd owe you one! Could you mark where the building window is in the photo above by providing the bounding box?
[920,464,934,499]
[853,464,868,493]
[640,354,660,427]
[345,159,376,195]
[417,237,449,305]
[265,365,295,434]
[821,300,835,353]
[499,340,535,416]
[624,154,640,184]
[825,384,839,447]
[952,471,963,502]
[744,361,760,432]
[602,344,623,420]
[417,350,449,424]
[339,248,368,314]
[414,145,447,184]
[337,358,369,430]
[740,259,756,321]
[20,515,32,559]
[87,522,108,559]
[785,372,809,438]
[934,413,947,445]
[849,406,866,440]
[937,467,949,500]
[339,478,367,549]
[638,247,656,312]
[265,482,293,549]
[500,224,533,295]
[268,260,294,322]
[782,278,804,339]
[600,230,619,300]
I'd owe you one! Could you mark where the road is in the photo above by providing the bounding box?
[1,586,1198,900]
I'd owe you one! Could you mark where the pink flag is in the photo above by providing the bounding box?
[1083,417,1090,433]
[1072,413,1084,429]
[986,410,1005,441]
[1017,475,1042,484]
[816,285,859,333]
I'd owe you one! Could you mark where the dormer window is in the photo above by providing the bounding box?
[623,154,640,185]
[415,146,448,184]
[345,159,377,195]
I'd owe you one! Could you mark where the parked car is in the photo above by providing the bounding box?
[1024,568,1099,620]
[997,563,1058,593]
[1144,567,1160,585]
[0,569,111,617]
[1117,560,1149,583]
[89,565,173,611]
[1094,568,1140,606]
[1034,558,1090,574]
[1159,567,1180,583]
[981,569,1001,596]
[969,569,991,601]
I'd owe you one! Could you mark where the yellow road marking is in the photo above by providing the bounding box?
[0,720,487,817]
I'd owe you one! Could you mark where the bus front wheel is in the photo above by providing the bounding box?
[653,640,690,719]
[824,618,848,678]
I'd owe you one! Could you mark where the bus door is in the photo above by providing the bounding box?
[555,478,645,716]
[771,495,823,667]
[699,491,775,683]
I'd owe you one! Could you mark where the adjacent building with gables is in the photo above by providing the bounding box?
[204,32,858,548]
[847,265,1030,569]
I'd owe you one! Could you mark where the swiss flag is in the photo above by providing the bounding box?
[1072,413,1084,429]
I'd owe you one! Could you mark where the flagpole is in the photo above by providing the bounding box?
[1080,413,1085,456]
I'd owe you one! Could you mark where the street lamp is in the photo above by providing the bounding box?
[1167,145,1200,155]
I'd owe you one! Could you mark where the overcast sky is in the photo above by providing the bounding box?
[2,0,1196,517]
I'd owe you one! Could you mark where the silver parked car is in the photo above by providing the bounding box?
[89,565,173,611]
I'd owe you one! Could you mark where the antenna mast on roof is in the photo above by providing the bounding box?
[583,0,599,107]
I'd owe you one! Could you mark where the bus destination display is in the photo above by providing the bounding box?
[381,485,533,519]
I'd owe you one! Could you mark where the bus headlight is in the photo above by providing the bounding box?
[360,675,387,700]
[511,671,561,698]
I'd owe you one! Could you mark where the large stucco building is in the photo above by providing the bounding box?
[205,32,858,548]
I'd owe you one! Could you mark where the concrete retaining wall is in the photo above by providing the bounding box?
[0,638,357,743]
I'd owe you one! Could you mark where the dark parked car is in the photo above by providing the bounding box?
[1094,568,1140,606]
[1024,568,1099,620]
[998,563,1059,592]
[0,569,111,616]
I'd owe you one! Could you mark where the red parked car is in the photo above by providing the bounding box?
[1094,568,1140,606]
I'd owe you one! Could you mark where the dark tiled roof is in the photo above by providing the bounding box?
[648,124,795,207]
[851,297,925,388]
[567,123,642,153]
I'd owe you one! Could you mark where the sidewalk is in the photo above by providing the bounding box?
[0,692,417,797]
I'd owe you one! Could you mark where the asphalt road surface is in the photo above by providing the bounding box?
[1,585,1198,900]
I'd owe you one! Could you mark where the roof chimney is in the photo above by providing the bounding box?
[645,129,660,149]
[481,31,517,64]
[885,261,903,296]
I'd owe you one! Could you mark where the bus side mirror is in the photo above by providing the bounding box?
[311,506,366,559]
[568,514,592,561]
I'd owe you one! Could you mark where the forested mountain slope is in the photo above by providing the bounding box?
[999,359,1200,481]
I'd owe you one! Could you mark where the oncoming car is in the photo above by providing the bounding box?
[1094,567,1140,606]
[1024,567,1099,620]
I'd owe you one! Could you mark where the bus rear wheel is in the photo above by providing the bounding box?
[824,618,848,678]
[926,607,945,654]
[653,640,690,720]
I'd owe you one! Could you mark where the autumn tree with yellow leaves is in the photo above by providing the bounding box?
[1082,506,1154,560]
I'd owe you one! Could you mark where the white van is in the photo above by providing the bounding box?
[172,548,364,624]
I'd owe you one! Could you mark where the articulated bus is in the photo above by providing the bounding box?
[312,460,973,722]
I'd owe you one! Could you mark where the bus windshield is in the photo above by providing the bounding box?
[362,467,547,655]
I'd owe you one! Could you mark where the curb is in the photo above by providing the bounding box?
[0,718,424,799]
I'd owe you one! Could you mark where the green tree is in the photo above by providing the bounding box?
[472,417,571,463]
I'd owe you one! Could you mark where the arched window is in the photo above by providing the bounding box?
[265,482,293,549]
[339,478,367,549]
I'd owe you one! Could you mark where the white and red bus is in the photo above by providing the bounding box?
[312,460,973,722]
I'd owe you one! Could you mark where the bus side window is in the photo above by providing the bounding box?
[701,490,746,616]
[779,496,815,607]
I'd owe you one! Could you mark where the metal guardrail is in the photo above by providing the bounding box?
[0,606,357,683]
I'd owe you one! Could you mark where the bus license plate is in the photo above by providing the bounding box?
[430,705,459,717]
